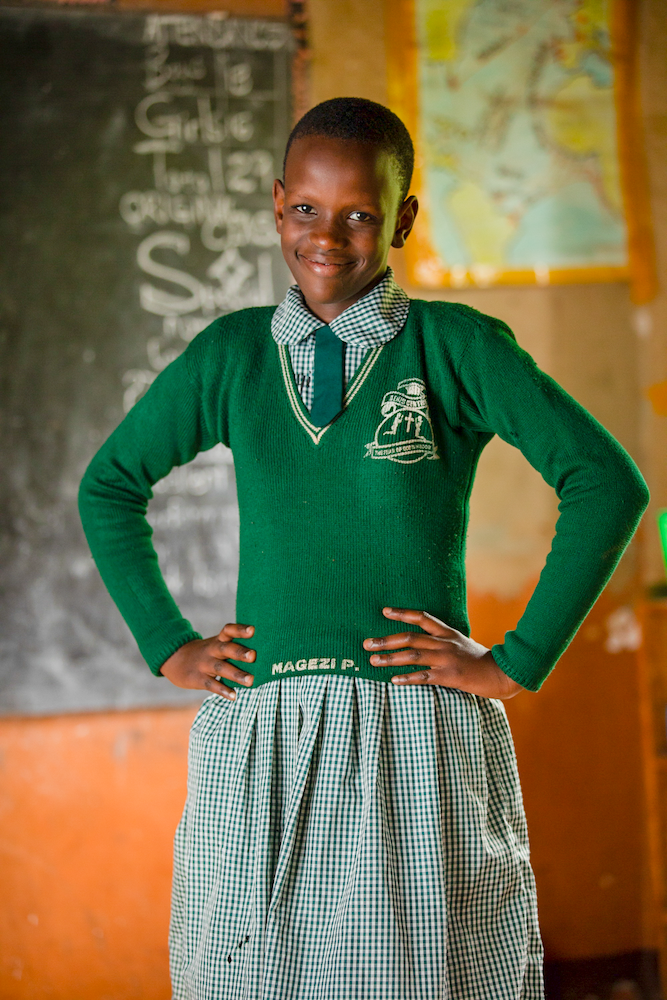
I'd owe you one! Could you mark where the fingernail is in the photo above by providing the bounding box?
[365,639,378,648]
[242,674,253,685]
[245,626,253,633]
[370,655,385,664]
[227,690,237,700]
[392,676,407,684]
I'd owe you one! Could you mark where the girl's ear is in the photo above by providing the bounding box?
[391,195,419,249]
[273,178,286,233]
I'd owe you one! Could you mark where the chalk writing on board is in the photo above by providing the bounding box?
[120,13,290,413]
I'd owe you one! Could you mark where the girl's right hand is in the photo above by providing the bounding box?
[159,623,256,701]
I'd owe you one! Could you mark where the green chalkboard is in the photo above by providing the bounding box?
[0,5,292,714]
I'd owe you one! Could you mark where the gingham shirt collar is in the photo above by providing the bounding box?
[270,267,410,348]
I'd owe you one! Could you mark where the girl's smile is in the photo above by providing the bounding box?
[297,254,355,276]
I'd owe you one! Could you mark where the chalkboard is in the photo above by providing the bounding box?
[0,5,293,714]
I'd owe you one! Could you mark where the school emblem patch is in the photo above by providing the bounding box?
[365,378,439,464]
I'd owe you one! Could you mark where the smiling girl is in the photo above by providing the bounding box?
[79,98,649,1000]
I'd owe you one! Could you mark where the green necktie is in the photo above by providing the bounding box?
[310,325,344,427]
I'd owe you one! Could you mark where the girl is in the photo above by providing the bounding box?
[79,97,649,1000]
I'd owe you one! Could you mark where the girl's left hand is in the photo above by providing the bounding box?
[363,607,524,701]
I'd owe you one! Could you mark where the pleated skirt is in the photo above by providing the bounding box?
[169,675,544,1000]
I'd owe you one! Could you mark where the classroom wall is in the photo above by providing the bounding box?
[1,0,666,996]
[639,0,667,586]
[1,708,193,996]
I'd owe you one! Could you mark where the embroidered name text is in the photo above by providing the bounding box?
[272,658,357,675]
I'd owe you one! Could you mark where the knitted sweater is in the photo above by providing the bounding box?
[78,300,649,692]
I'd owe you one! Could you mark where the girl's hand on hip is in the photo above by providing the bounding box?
[160,623,256,701]
[364,608,523,700]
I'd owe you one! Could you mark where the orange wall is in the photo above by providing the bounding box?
[0,707,196,998]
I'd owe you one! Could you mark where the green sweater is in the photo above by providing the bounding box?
[78,300,649,692]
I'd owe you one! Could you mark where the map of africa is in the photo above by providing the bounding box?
[412,0,628,286]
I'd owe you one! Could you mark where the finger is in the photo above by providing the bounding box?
[208,661,254,687]
[203,674,238,701]
[369,647,438,668]
[218,623,255,641]
[391,670,432,685]
[213,639,257,663]
[364,632,445,652]
[382,608,456,637]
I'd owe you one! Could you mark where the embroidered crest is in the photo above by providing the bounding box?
[365,378,439,464]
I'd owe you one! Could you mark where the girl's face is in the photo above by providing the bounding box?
[273,135,417,323]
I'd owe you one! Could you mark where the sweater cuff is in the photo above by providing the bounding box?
[142,628,204,676]
[490,642,546,694]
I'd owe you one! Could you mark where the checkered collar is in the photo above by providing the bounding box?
[270,267,410,349]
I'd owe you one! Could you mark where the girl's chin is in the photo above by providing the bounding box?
[301,283,360,303]
[296,275,380,306]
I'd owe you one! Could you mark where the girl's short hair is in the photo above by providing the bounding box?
[283,97,415,201]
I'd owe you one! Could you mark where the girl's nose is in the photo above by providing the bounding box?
[309,218,347,250]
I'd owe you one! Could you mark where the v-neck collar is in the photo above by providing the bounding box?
[277,342,385,445]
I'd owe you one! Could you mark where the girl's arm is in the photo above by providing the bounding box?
[365,307,649,695]
[78,338,219,674]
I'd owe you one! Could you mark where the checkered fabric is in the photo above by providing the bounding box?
[170,676,544,999]
[270,268,410,411]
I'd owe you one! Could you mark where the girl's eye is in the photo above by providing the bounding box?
[295,204,315,214]
[349,211,372,222]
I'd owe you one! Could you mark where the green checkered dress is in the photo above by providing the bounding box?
[170,677,543,999]
[168,279,544,998]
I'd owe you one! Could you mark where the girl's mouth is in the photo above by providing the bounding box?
[298,254,355,276]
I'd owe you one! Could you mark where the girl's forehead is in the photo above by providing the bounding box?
[284,136,399,195]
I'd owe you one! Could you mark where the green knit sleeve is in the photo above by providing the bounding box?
[78,334,223,675]
[454,306,649,691]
